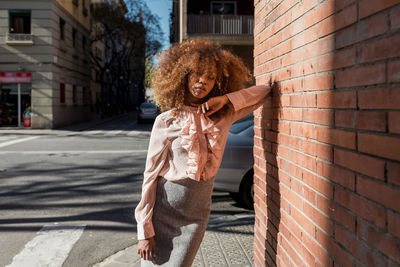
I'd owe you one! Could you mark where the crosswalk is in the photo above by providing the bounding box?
[6,224,86,267]
[0,135,40,148]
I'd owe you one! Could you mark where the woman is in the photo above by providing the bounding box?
[135,39,272,266]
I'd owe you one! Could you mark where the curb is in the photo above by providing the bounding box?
[92,244,141,267]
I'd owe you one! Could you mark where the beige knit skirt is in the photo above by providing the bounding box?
[141,176,214,267]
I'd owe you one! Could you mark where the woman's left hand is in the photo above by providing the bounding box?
[198,95,230,116]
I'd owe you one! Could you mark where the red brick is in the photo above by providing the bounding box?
[336,12,388,48]
[317,194,356,233]
[303,184,316,205]
[317,5,357,37]
[389,60,400,83]
[303,170,334,198]
[357,175,400,213]
[328,238,355,267]
[335,4,357,30]
[290,94,316,107]
[303,201,334,235]
[335,111,386,132]
[316,16,335,38]
[303,109,334,126]
[334,186,386,228]
[301,229,333,266]
[357,218,400,262]
[317,127,356,149]
[388,212,400,239]
[335,0,356,11]
[357,239,390,267]
[334,225,358,256]
[303,35,335,59]
[335,63,386,88]
[388,162,400,186]
[303,139,316,156]
[359,0,399,19]
[391,5,400,30]
[358,133,400,161]
[317,91,356,108]
[358,34,400,63]
[358,87,400,109]
[316,143,333,162]
[305,0,335,28]
[317,48,356,72]
[334,148,385,180]
[317,160,355,190]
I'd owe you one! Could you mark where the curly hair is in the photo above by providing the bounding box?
[152,39,252,112]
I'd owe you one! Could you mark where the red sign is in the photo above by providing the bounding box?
[0,72,32,83]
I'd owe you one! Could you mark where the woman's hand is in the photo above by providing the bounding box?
[198,95,230,116]
[137,236,156,261]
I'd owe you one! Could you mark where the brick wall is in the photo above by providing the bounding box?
[253,0,400,266]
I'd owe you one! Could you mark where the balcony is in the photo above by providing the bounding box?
[187,15,254,35]
[6,33,34,45]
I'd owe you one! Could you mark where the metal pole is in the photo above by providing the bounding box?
[18,83,21,127]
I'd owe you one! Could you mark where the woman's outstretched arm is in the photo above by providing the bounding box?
[226,84,272,122]
[200,85,272,121]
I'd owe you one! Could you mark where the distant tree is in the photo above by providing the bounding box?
[90,0,163,115]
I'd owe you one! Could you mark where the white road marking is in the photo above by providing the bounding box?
[83,130,103,135]
[6,224,86,267]
[127,130,150,136]
[104,130,123,136]
[0,136,39,148]
[0,150,148,155]
[0,135,17,141]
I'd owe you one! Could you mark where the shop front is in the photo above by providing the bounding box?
[0,72,32,127]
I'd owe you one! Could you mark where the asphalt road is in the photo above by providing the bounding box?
[0,113,252,267]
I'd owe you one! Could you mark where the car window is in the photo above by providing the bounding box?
[229,120,254,134]
[141,103,155,108]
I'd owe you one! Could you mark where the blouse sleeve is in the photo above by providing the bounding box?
[226,85,271,122]
[135,115,170,240]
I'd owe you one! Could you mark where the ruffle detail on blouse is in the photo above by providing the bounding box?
[178,107,221,181]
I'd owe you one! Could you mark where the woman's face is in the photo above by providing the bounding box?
[186,66,216,104]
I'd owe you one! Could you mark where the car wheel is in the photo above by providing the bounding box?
[238,169,254,210]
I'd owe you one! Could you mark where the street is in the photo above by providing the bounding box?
[0,113,253,267]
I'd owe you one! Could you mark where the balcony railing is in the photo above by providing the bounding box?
[6,33,34,45]
[187,15,254,35]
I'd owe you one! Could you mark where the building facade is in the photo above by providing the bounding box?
[253,0,400,266]
[171,0,254,71]
[0,0,91,128]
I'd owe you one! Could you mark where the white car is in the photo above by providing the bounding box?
[214,114,255,209]
[137,102,159,123]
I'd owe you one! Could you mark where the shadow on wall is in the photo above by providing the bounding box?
[254,1,400,266]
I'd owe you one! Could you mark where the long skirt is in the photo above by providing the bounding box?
[141,176,214,267]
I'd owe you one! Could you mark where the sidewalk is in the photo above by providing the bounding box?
[93,213,255,267]
[0,112,134,135]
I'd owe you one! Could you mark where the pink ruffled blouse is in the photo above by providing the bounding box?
[135,85,271,240]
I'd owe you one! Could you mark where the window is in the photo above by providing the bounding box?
[60,83,65,103]
[211,1,236,15]
[59,18,65,40]
[72,28,77,47]
[72,85,77,104]
[9,10,31,34]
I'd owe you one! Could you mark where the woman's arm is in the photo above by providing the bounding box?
[135,115,170,241]
[200,85,272,121]
[226,85,272,122]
